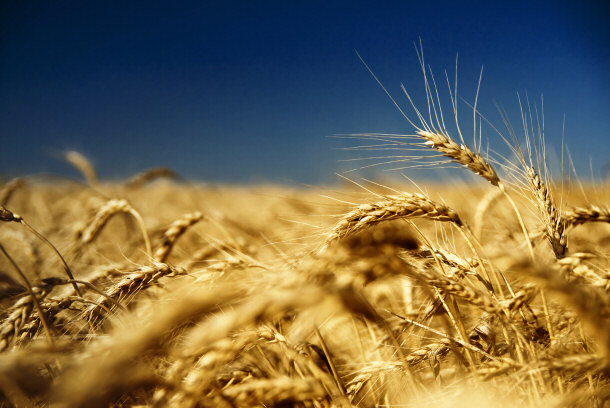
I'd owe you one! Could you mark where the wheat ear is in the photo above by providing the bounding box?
[0,244,54,350]
[86,263,185,326]
[154,212,203,262]
[321,192,462,250]
[417,130,500,186]
[415,130,535,258]
[127,167,176,189]
[221,376,326,406]
[525,167,566,258]
[65,150,99,187]
[564,205,610,228]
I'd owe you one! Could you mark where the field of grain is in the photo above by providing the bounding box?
[2,53,609,406]
[1,152,609,407]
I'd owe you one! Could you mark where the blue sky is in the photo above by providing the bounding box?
[1,0,608,184]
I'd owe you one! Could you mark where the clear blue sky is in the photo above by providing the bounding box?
[1,0,608,183]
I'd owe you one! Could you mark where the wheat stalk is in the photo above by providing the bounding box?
[1,206,81,296]
[79,199,153,260]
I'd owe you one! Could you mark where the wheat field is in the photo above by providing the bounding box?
[1,151,609,407]
[1,58,610,407]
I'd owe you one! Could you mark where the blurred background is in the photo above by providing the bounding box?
[1,0,609,184]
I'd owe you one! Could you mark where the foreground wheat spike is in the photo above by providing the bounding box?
[564,205,610,228]
[154,211,204,262]
[0,259,54,352]
[417,130,500,187]
[525,167,566,258]
[220,376,327,407]
[322,192,463,250]
[405,338,453,366]
[54,284,243,407]
[80,198,153,259]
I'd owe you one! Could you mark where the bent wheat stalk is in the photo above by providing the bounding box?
[473,188,503,239]
[80,199,153,260]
